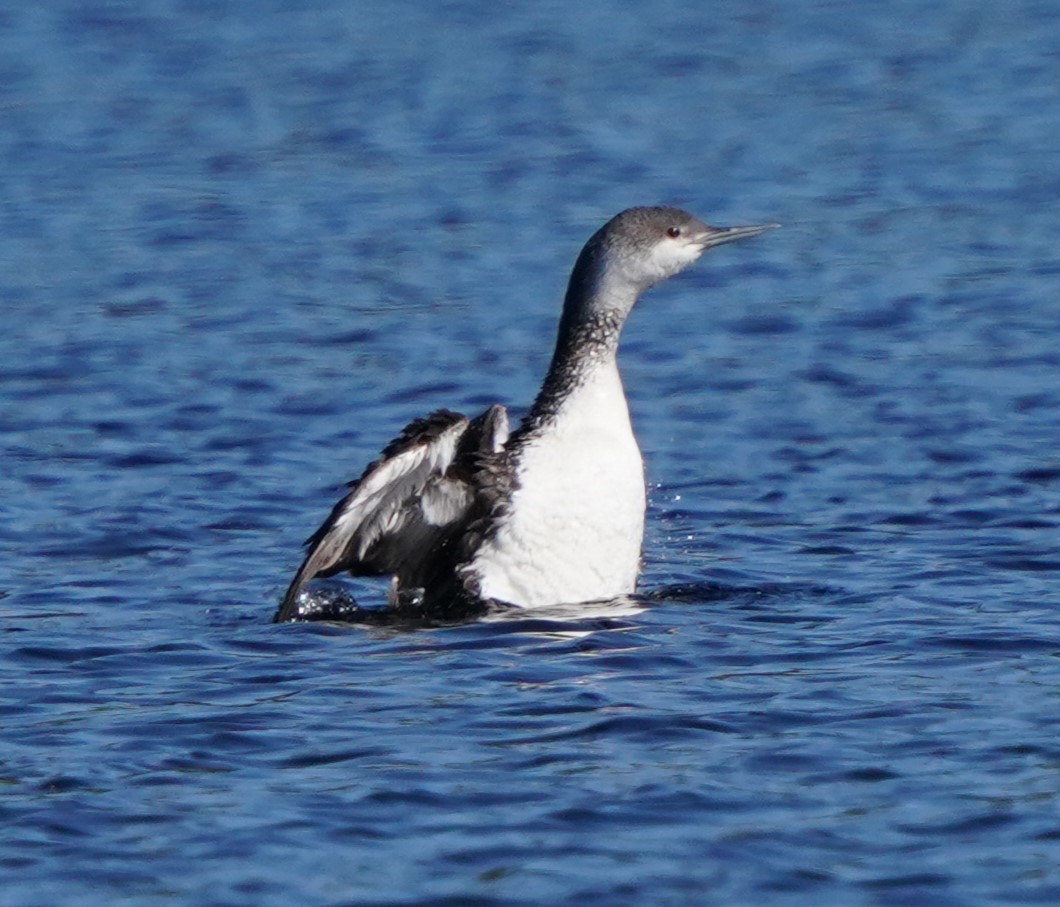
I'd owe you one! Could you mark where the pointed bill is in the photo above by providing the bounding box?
[694,222,779,250]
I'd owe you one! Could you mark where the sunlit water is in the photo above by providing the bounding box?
[3,2,1059,905]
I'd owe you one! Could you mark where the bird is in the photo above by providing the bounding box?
[275,206,776,623]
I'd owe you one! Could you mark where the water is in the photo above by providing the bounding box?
[2,1,1059,904]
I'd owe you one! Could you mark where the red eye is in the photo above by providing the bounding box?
[666,226,682,238]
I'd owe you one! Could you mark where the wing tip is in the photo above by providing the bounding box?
[275,545,330,622]
[274,577,306,623]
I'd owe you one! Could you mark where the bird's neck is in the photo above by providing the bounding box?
[525,260,639,427]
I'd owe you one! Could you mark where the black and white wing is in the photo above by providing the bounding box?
[275,405,508,622]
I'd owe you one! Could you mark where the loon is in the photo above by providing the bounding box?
[276,207,775,622]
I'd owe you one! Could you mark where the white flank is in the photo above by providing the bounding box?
[472,360,645,608]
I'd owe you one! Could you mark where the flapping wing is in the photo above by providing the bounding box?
[276,405,508,622]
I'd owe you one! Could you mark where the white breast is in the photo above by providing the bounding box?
[471,362,646,608]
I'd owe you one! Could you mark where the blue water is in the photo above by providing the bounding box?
[3,1,1060,904]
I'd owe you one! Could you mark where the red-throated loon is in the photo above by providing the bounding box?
[275,207,776,622]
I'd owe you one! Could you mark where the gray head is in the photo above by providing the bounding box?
[567,206,777,321]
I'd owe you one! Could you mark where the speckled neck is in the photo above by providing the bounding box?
[525,310,625,428]
[520,228,638,431]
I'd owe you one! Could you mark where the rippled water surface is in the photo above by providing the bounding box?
[3,1,1060,905]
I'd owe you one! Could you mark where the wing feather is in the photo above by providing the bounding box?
[275,405,508,622]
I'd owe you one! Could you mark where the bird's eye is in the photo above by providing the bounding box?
[666,226,682,238]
